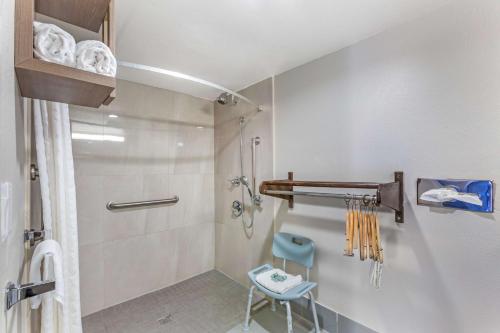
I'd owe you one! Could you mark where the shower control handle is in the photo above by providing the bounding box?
[232,200,243,217]
[228,177,241,186]
[253,194,263,206]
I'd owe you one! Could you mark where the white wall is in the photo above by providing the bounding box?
[274,1,500,332]
[0,0,29,331]
[71,80,215,316]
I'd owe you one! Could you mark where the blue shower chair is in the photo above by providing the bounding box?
[243,232,320,333]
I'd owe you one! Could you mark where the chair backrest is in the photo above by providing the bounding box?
[272,232,315,269]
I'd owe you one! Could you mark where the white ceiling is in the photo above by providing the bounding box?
[115,0,451,100]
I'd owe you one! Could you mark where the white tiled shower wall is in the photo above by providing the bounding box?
[71,80,215,316]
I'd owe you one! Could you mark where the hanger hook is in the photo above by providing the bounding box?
[362,194,371,206]
[370,196,378,214]
[344,195,351,207]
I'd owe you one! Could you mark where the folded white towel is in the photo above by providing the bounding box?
[29,240,65,309]
[256,268,303,294]
[33,21,76,67]
[75,40,117,77]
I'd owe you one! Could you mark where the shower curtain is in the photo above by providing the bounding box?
[33,100,82,333]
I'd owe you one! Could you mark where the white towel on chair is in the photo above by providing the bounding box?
[29,240,65,309]
[75,40,117,77]
[33,21,76,67]
[256,268,303,294]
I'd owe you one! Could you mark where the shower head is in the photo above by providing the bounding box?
[217,93,228,105]
[217,93,238,105]
[240,176,249,186]
[239,176,254,199]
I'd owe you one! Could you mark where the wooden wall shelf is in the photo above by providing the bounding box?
[16,59,115,108]
[15,0,116,108]
[260,171,405,223]
[35,0,112,33]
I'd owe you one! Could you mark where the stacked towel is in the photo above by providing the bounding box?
[33,21,76,67]
[76,40,117,77]
[256,268,303,294]
[29,240,65,309]
[33,21,117,77]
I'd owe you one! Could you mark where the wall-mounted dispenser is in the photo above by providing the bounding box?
[417,178,494,213]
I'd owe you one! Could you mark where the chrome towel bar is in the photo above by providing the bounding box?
[106,196,179,211]
[5,280,55,311]
[265,190,378,201]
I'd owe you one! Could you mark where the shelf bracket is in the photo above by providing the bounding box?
[378,172,404,223]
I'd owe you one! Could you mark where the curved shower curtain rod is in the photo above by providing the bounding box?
[118,61,256,106]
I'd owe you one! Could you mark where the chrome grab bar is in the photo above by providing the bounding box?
[5,280,55,311]
[106,196,179,211]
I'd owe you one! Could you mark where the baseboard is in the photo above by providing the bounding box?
[290,296,377,333]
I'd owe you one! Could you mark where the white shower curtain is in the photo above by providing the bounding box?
[33,100,82,333]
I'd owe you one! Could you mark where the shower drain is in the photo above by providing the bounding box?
[157,313,172,325]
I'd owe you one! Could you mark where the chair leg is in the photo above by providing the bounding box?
[271,298,276,312]
[243,286,255,331]
[308,291,320,333]
[284,301,293,333]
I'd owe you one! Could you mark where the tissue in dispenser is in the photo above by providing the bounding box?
[417,178,494,213]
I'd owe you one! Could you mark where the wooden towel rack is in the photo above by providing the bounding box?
[259,171,404,223]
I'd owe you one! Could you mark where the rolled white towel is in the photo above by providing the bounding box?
[33,21,76,67]
[29,240,65,309]
[76,40,117,77]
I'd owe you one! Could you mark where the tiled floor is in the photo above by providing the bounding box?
[82,270,312,333]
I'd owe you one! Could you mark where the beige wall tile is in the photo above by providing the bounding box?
[75,175,104,246]
[79,243,105,316]
[170,223,215,283]
[102,175,146,242]
[168,174,214,229]
[172,93,214,126]
[102,233,170,307]
[215,223,252,285]
[142,174,170,234]
[169,126,214,175]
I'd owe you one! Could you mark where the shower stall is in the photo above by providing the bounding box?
[69,76,302,332]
